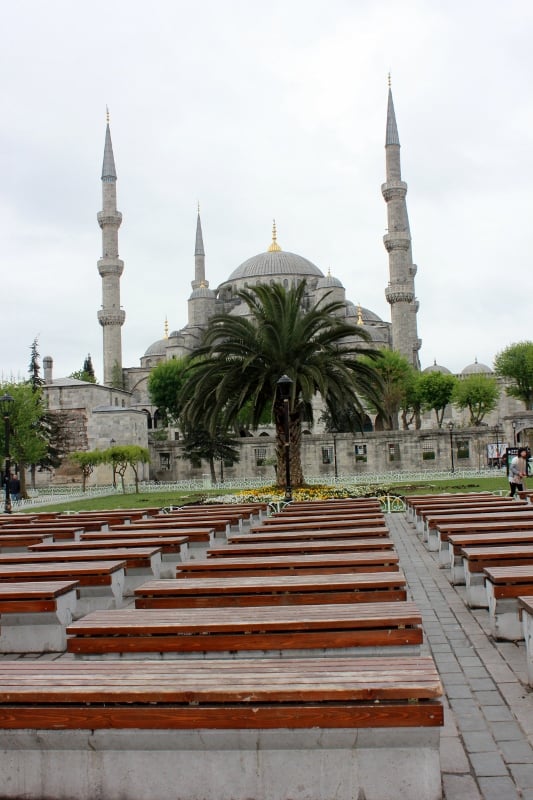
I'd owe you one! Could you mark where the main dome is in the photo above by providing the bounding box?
[227,250,324,281]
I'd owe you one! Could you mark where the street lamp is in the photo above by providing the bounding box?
[0,394,14,514]
[448,420,455,474]
[494,423,502,468]
[332,429,338,480]
[277,374,293,502]
[512,421,517,446]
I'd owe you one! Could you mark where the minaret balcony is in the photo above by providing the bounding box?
[381,180,407,201]
[383,232,411,252]
[385,284,415,305]
[97,258,124,277]
[97,211,123,228]
[98,309,126,327]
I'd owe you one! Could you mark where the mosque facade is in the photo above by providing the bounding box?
[40,88,528,485]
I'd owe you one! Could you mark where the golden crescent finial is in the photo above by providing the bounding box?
[106,105,110,125]
[357,303,364,326]
[387,72,391,88]
[197,200,200,214]
[164,317,169,339]
[268,219,281,252]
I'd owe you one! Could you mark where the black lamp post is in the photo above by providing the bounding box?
[277,374,293,502]
[512,421,517,446]
[332,429,338,480]
[448,420,455,474]
[0,394,14,514]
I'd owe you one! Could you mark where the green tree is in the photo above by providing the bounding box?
[180,426,240,484]
[400,369,423,430]
[102,445,150,493]
[180,281,383,487]
[361,350,415,430]
[418,371,457,428]
[69,450,104,492]
[494,342,533,410]
[147,357,189,425]
[28,338,44,389]
[70,354,97,384]
[0,383,48,498]
[452,374,499,425]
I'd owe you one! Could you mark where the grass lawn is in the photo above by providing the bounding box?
[17,474,511,514]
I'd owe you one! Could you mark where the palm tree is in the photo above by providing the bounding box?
[180,281,384,487]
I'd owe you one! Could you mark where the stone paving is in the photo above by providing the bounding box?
[388,512,533,800]
[1,512,533,799]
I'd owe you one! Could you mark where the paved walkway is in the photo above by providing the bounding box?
[388,512,533,800]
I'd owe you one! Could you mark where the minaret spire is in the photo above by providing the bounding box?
[97,110,125,386]
[192,205,207,289]
[382,81,421,369]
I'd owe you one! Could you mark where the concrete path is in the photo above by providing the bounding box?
[388,512,533,800]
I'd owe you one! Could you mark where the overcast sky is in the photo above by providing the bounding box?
[1,0,531,384]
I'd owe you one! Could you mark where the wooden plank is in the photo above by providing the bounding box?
[0,580,80,613]
[230,527,390,543]
[206,538,395,558]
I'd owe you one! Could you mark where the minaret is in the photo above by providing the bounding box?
[192,204,207,289]
[97,109,125,386]
[382,80,421,369]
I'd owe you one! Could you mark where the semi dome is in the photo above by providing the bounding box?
[227,250,323,281]
[189,285,215,299]
[423,359,452,375]
[345,302,384,324]
[316,273,344,290]
[461,358,492,375]
[144,339,167,357]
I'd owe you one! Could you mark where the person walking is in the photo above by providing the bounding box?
[509,447,528,497]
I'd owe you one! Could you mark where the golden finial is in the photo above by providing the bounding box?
[327,267,331,276]
[387,72,391,88]
[106,105,110,125]
[268,219,282,252]
[197,200,200,214]
[357,303,364,326]
[164,317,169,339]
[200,280,207,288]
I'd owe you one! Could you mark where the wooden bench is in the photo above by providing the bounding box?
[422,505,531,546]
[135,571,408,608]
[0,525,83,541]
[31,536,189,577]
[406,492,504,522]
[250,517,387,534]
[67,601,423,659]
[483,568,533,640]
[110,522,217,546]
[460,545,533,607]
[228,526,391,544]
[261,512,385,526]
[151,513,242,535]
[175,550,400,578]
[0,547,161,597]
[0,532,54,552]
[0,561,126,617]
[206,537,395,559]
[518,596,533,685]
[437,519,533,570]
[0,580,78,653]
[0,656,443,800]
[446,531,533,584]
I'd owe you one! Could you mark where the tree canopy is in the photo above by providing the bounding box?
[452,374,499,425]
[418,371,457,428]
[494,341,533,410]
[361,349,416,430]
[179,281,383,486]
[147,357,190,425]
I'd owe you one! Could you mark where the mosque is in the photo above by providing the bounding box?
[41,88,527,484]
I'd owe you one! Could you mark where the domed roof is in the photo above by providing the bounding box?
[316,272,344,290]
[345,302,384,324]
[461,358,492,375]
[189,285,215,299]
[423,359,452,375]
[227,250,323,282]
[144,338,167,357]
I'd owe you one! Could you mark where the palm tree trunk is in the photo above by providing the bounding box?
[274,406,304,489]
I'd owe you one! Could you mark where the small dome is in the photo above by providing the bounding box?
[316,273,344,290]
[423,359,452,375]
[461,358,492,375]
[144,339,167,357]
[345,302,384,324]
[227,250,323,281]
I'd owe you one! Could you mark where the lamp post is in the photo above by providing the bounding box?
[110,439,117,488]
[332,429,338,480]
[512,421,517,446]
[448,420,455,474]
[277,374,293,503]
[0,394,14,514]
[494,423,502,468]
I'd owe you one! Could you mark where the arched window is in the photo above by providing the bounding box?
[142,409,153,429]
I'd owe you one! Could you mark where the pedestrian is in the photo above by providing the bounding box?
[8,475,21,502]
[509,448,528,497]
